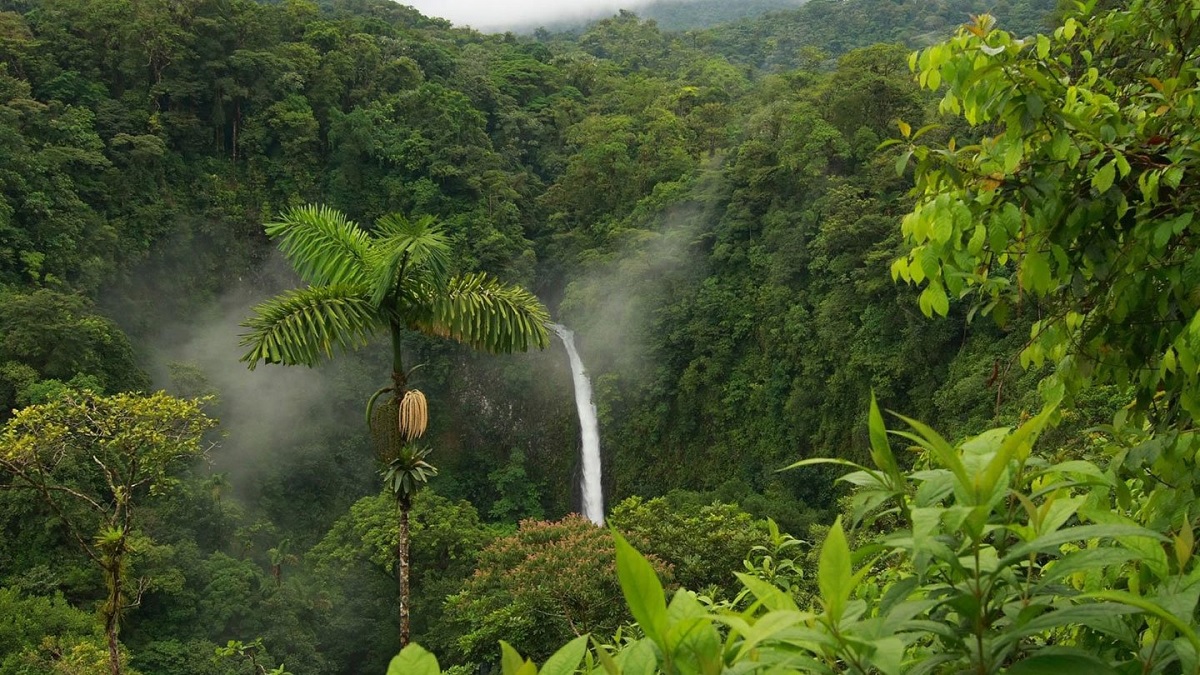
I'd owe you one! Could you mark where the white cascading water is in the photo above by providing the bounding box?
[551,323,604,525]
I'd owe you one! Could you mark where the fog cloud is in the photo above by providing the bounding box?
[401,0,688,31]
[143,255,358,492]
[558,178,719,386]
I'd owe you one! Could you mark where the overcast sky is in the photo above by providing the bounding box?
[400,0,672,31]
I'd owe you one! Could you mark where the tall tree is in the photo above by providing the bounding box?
[238,204,549,646]
[0,390,214,675]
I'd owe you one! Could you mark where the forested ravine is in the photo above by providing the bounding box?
[10,0,1199,673]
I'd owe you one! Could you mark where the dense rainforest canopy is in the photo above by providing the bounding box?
[3,0,1199,672]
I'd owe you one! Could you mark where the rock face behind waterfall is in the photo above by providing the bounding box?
[551,323,604,525]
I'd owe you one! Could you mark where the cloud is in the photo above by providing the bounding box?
[146,260,335,471]
[400,0,681,31]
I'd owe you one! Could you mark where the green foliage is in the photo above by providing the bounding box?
[570,37,990,506]
[612,529,669,644]
[215,638,292,675]
[0,390,214,496]
[397,1,1200,672]
[893,0,1200,424]
[388,644,440,675]
[307,492,492,669]
[240,205,550,369]
[0,290,148,417]
[0,390,214,674]
[608,496,771,600]
[487,450,545,522]
[0,587,111,675]
[382,446,438,508]
[740,518,809,603]
[0,0,1093,672]
[701,0,1058,71]
[443,514,670,667]
[409,403,1200,674]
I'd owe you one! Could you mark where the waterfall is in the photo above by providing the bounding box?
[551,323,604,525]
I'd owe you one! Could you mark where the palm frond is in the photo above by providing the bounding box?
[267,205,373,287]
[239,285,382,369]
[366,214,452,308]
[406,272,550,354]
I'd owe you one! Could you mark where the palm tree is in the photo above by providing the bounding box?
[383,444,437,646]
[239,204,549,645]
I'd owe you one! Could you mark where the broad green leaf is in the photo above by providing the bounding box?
[1006,652,1119,675]
[664,616,723,675]
[591,638,620,675]
[1081,591,1200,654]
[932,212,953,244]
[617,639,657,675]
[1001,603,1139,645]
[818,517,852,620]
[1175,637,1198,675]
[1036,33,1050,58]
[920,282,950,317]
[1155,578,1200,624]
[500,641,526,675]
[1033,459,1108,481]
[734,610,814,660]
[541,635,590,675]
[613,530,668,644]
[910,507,942,571]
[1002,523,1164,565]
[908,653,959,675]
[868,392,901,483]
[735,573,800,612]
[1092,161,1116,193]
[866,636,904,675]
[1020,250,1051,294]
[388,644,440,675]
[1164,165,1185,189]
[976,405,1054,503]
[890,416,970,493]
[1038,495,1086,537]
[1175,513,1194,569]
[1004,139,1024,172]
[912,469,955,506]
[896,149,913,176]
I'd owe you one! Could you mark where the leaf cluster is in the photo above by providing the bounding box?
[240,205,550,370]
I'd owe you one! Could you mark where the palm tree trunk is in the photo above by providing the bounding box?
[391,320,412,647]
[398,500,411,647]
[390,321,406,393]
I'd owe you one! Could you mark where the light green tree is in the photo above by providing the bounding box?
[889,2,1200,424]
[0,391,214,675]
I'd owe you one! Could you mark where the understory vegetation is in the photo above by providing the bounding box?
[2,0,1198,673]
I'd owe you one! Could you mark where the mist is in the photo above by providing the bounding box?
[142,256,369,494]
[558,171,722,387]
[401,0,697,31]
